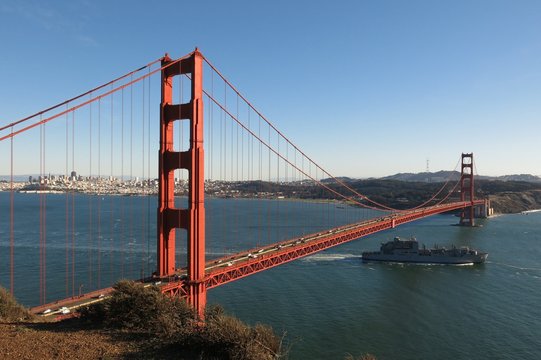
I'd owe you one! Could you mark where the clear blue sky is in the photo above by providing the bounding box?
[1,0,540,177]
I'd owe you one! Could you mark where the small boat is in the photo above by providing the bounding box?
[362,237,487,264]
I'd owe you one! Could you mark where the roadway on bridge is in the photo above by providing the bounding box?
[31,200,483,317]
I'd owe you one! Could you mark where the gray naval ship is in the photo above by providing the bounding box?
[362,237,488,264]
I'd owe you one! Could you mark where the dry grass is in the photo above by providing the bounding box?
[1,283,378,359]
[79,280,287,359]
[0,287,35,322]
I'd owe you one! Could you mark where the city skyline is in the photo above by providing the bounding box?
[1,0,540,178]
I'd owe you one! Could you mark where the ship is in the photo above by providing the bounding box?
[362,237,487,264]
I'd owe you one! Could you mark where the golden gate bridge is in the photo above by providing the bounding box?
[0,49,488,318]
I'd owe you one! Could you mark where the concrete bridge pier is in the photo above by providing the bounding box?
[475,198,493,218]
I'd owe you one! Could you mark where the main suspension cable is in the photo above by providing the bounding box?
[202,55,456,212]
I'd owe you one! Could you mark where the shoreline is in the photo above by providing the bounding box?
[520,209,541,214]
[3,187,541,215]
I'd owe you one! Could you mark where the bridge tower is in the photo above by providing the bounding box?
[158,50,206,315]
[459,153,475,226]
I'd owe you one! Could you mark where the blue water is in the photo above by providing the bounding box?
[1,193,540,359]
[209,213,541,359]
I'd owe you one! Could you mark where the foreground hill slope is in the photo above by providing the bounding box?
[0,282,285,360]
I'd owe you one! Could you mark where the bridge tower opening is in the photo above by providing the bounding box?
[158,50,206,315]
[459,153,475,226]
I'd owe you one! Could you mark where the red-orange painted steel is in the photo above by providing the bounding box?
[460,153,475,226]
[34,201,483,315]
[187,50,206,314]
[158,50,206,316]
[161,200,484,296]
[204,201,482,287]
[158,54,173,276]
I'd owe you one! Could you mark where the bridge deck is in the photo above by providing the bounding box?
[31,200,484,316]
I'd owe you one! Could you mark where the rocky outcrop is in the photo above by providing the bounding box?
[489,190,541,214]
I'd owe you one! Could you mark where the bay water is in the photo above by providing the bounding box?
[1,193,540,359]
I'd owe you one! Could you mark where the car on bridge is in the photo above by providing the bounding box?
[59,307,70,315]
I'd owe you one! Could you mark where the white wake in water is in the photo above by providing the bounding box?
[487,261,541,272]
[301,253,359,262]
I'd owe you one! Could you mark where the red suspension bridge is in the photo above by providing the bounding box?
[0,49,488,317]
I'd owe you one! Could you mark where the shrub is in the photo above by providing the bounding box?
[179,307,284,360]
[0,287,35,322]
[79,281,286,359]
[79,280,196,336]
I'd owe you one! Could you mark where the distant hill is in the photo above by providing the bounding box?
[382,171,460,183]
[381,172,541,183]
[482,174,541,182]
[320,176,354,184]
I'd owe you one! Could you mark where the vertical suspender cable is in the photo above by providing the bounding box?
[129,75,134,278]
[141,75,146,279]
[223,82,227,251]
[65,105,70,297]
[38,121,41,303]
[97,98,102,288]
[121,88,125,278]
[71,111,76,298]
[147,66,151,276]
[284,142,287,234]
[39,120,42,303]
[240,103,244,184]
[89,95,93,289]
[110,87,115,283]
[40,117,48,304]
[247,105,250,181]
[303,156,306,232]
[220,104,226,253]
[235,94,239,249]
[107,88,116,284]
[10,127,14,295]
[230,96,234,182]
[207,71,215,254]
[209,70,213,181]
[267,124,271,243]
[258,114,262,246]
[276,136,280,242]
[293,148,298,235]
[232,95,237,181]
[224,81,227,181]
[40,116,47,304]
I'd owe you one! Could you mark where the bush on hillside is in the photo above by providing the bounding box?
[180,305,284,359]
[79,280,196,336]
[79,281,286,359]
[0,287,35,322]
